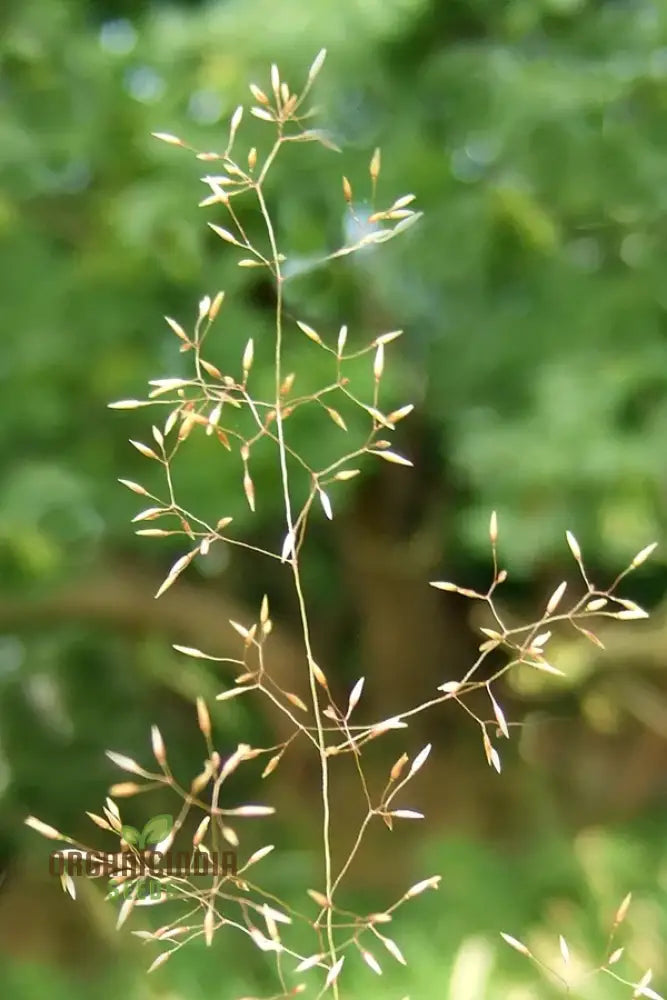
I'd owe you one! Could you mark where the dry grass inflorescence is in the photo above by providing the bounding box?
[25,52,662,1000]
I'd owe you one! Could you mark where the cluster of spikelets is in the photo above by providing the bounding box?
[25,51,663,1000]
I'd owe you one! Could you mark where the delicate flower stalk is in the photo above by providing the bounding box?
[21,53,661,1000]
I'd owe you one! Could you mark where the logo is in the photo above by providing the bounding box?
[109,813,173,901]
[48,812,238,903]
[121,813,173,853]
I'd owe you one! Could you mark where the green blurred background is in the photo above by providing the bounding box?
[2,0,667,996]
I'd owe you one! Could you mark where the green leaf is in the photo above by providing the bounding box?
[121,824,141,846]
[141,814,173,847]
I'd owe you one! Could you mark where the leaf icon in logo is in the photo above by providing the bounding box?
[121,824,141,847]
[141,814,173,847]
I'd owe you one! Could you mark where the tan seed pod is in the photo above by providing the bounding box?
[307,48,327,84]
[193,816,210,846]
[151,724,167,766]
[262,753,282,778]
[390,753,409,782]
[152,132,183,146]
[190,767,212,795]
[130,440,160,461]
[310,661,328,688]
[208,291,224,319]
[242,338,254,374]
[196,697,211,739]
[500,933,531,957]
[369,147,381,182]
[250,107,273,122]
[296,320,322,344]
[546,580,567,615]
[285,691,309,712]
[108,782,142,797]
[404,875,441,898]
[260,594,269,623]
[228,106,243,150]
[361,949,382,975]
[307,889,330,908]
[631,541,658,568]
[373,342,385,380]
[614,892,632,926]
[375,329,403,345]
[489,510,498,545]
[387,404,414,424]
[25,816,62,840]
[147,951,171,974]
[118,479,149,496]
[566,530,582,561]
[249,83,269,104]
[325,407,347,431]
[243,472,256,512]
[337,325,348,355]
